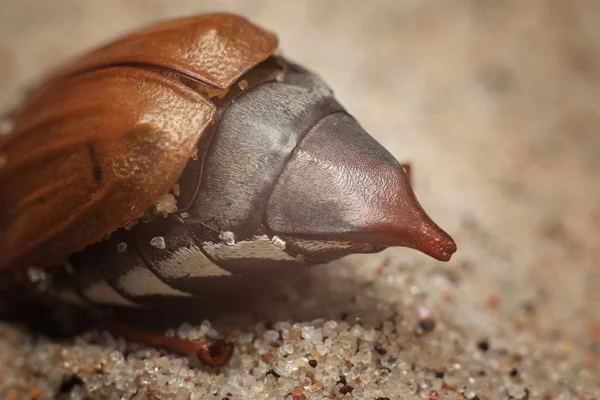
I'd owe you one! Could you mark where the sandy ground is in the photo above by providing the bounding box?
[0,1,598,399]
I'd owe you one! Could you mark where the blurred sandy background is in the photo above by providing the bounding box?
[0,0,598,398]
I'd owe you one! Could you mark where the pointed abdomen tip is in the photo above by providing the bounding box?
[432,238,457,262]
[416,222,457,262]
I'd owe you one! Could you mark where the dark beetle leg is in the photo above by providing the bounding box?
[101,322,233,367]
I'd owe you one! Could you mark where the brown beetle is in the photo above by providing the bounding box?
[0,13,456,363]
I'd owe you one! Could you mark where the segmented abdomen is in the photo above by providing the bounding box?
[52,218,232,308]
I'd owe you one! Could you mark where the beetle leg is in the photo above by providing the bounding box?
[101,322,233,367]
[401,163,412,184]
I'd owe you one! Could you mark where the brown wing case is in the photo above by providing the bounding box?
[58,13,278,90]
[0,13,279,272]
[0,67,215,271]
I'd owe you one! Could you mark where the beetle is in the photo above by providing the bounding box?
[0,13,456,363]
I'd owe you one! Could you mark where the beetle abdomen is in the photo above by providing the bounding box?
[52,220,220,308]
